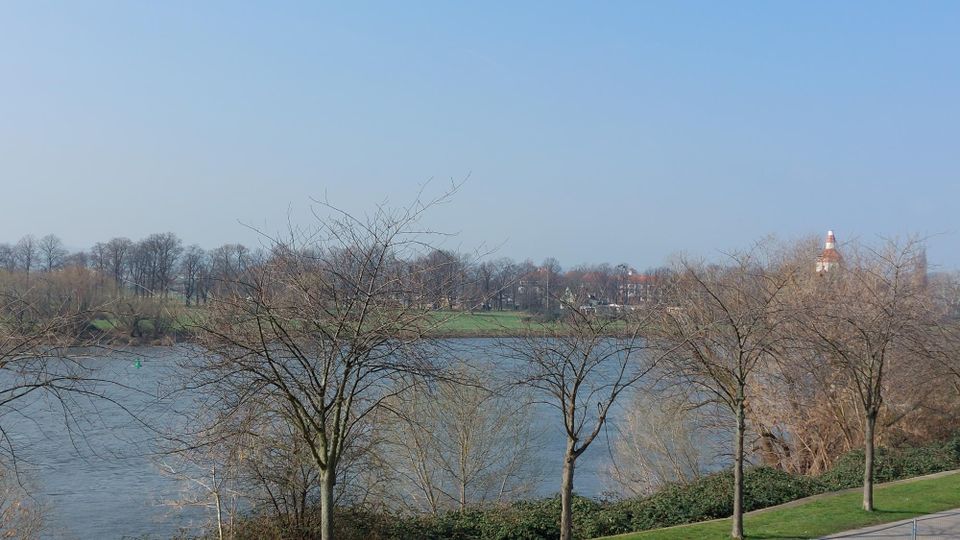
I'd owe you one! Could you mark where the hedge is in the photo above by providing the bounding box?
[216,434,960,540]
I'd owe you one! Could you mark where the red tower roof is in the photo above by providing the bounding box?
[817,230,842,267]
[819,249,841,263]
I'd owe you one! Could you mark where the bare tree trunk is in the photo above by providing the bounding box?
[863,411,877,511]
[560,439,576,540]
[215,490,224,540]
[732,398,745,540]
[320,469,335,540]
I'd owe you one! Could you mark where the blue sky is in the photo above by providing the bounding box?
[1,2,958,269]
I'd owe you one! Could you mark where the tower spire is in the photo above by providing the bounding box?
[816,229,841,273]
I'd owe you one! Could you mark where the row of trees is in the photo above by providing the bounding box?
[0,233,667,314]
[159,195,960,540]
[4,200,960,540]
[644,237,948,538]
[0,234,253,303]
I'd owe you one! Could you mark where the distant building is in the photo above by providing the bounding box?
[816,230,842,273]
[621,270,665,304]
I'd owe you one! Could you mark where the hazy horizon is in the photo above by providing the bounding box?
[2,3,958,269]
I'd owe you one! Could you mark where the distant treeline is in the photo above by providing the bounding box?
[0,233,670,315]
[7,219,960,540]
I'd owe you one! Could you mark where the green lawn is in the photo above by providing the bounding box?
[596,471,960,540]
[90,309,533,337]
[87,308,630,338]
[430,310,533,334]
[429,310,631,336]
[89,306,203,334]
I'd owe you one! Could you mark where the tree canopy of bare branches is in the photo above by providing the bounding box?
[794,237,934,511]
[188,194,459,539]
[504,299,657,540]
[378,365,540,514]
[650,249,798,540]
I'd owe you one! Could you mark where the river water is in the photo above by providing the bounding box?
[5,342,649,539]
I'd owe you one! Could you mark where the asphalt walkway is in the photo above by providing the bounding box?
[822,509,960,539]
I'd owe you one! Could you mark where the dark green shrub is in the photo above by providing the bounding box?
[819,438,960,492]
[743,466,826,509]
[820,448,894,490]
[899,442,960,477]
[373,496,596,540]
[215,435,960,540]
[611,466,822,533]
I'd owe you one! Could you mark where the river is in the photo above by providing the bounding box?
[5,341,652,539]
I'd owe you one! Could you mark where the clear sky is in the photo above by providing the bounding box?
[1,2,958,269]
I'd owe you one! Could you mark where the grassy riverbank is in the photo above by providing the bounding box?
[429,310,636,337]
[596,470,960,540]
[430,310,536,336]
[90,309,546,342]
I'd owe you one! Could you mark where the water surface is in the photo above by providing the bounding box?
[6,341,648,539]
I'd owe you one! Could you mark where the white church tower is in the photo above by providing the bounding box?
[815,230,841,273]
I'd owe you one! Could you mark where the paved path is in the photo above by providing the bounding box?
[822,509,960,539]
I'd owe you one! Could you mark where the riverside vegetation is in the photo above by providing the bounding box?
[4,197,960,540]
[194,435,960,540]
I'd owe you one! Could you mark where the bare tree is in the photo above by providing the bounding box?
[0,245,15,273]
[410,249,470,310]
[13,236,37,279]
[650,250,797,540]
[246,417,324,533]
[37,234,67,273]
[0,468,42,539]
[161,398,337,539]
[62,250,88,270]
[0,268,130,538]
[189,193,458,539]
[137,233,183,297]
[209,244,249,288]
[379,365,540,514]
[540,258,563,314]
[181,245,209,307]
[158,436,245,540]
[470,261,495,310]
[104,237,133,293]
[796,237,933,511]
[487,258,518,311]
[504,299,657,540]
[608,388,722,497]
